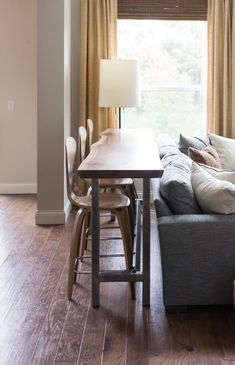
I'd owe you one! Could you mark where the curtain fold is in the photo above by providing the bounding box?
[207,0,234,137]
[79,0,117,142]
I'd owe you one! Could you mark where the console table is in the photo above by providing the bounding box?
[78,128,163,307]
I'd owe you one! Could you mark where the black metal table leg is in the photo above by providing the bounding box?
[142,178,150,306]
[92,179,100,307]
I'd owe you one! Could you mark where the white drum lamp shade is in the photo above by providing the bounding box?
[99,59,140,108]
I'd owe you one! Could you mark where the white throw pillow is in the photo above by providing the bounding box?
[191,163,235,214]
[208,133,235,171]
[198,163,235,184]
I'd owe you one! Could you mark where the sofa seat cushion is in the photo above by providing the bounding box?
[160,147,201,214]
[191,163,235,214]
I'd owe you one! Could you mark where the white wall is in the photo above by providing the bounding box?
[0,0,37,193]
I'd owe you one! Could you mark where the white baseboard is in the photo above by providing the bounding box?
[0,183,37,194]
[64,199,72,221]
[35,200,72,225]
[35,210,66,225]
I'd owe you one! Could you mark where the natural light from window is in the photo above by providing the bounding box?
[117,20,207,139]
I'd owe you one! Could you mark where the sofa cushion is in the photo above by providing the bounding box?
[191,163,235,214]
[179,134,208,155]
[160,148,201,214]
[157,134,178,159]
[152,178,173,217]
[188,145,222,169]
[199,164,235,184]
[208,133,235,171]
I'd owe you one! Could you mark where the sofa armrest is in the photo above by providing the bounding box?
[152,178,173,217]
[158,213,235,260]
[157,214,235,306]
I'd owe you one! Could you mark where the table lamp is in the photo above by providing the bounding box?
[99,59,140,128]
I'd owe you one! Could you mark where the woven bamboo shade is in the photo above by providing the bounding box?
[118,0,207,21]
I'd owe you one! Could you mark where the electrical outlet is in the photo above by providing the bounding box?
[7,100,15,111]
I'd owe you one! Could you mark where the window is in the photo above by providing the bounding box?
[117,19,207,139]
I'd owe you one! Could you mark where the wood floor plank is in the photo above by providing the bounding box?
[77,237,119,365]
[102,239,128,365]
[14,222,72,365]
[214,309,235,364]
[188,311,224,365]
[53,221,92,364]
[0,227,67,364]
[29,259,70,365]
[167,313,195,365]
[148,314,173,365]
[126,287,149,365]
[0,196,234,365]
[52,276,91,365]
[0,226,45,325]
[148,210,173,365]
[102,283,128,365]
[0,194,17,211]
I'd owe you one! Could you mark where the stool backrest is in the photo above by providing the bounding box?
[65,136,77,204]
[78,126,87,163]
[86,119,93,155]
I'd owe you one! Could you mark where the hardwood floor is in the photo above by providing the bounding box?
[0,195,235,365]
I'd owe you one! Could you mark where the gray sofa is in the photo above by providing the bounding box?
[152,136,235,310]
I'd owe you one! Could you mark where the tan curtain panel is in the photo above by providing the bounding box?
[207,0,234,137]
[79,0,117,142]
[118,0,207,20]
[232,1,235,138]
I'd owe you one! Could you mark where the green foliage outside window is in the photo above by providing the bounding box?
[118,20,207,139]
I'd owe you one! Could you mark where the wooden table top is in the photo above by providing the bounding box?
[78,128,164,179]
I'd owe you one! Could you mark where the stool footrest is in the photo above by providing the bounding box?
[98,270,143,282]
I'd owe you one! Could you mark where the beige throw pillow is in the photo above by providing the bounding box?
[191,163,235,214]
[208,133,235,171]
[198,164,235,184]
[188,145,222,169]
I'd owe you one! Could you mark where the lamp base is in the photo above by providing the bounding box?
[118,107,121,129]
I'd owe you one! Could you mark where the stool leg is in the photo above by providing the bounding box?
[68,208,86,299]
[116,208,135,299]
[122,185,135,236]
[122,206,134,253]
[110,187,116,222]
[128,182,138,219]
[80,211,90,260]
[85,211,91,250]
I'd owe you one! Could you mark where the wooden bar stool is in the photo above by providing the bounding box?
[65,137,135,300]
[67,194,133,300]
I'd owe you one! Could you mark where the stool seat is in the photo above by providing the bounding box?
[73,192,130,210]
[85,177,133,187]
